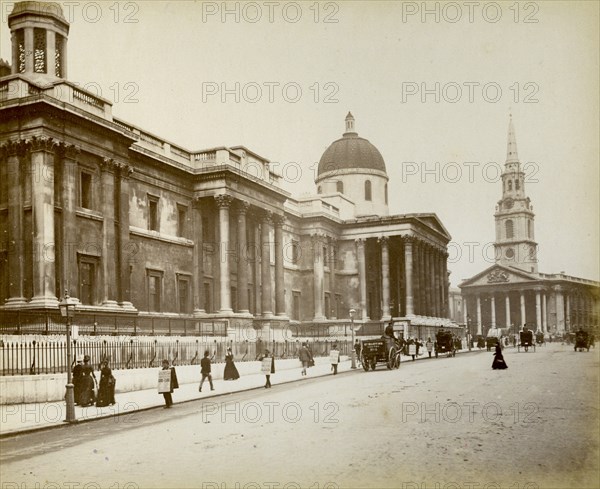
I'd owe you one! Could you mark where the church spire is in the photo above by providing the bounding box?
[506,114,519,164]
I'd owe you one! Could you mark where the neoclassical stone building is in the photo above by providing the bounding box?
[0,2,453,340]
[460,118,600,337]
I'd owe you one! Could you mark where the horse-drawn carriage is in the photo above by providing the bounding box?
[517,329,536,352]
[574,330,590,352]
[435,329,456,358]
[360,336,401,371]
[535,331,545,346]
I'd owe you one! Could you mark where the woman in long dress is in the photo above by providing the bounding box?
[96,360,116,407]
[223,347,240,380]
[492,341,508,370]
[78,355,97,407]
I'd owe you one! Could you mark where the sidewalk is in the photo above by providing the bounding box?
[0,348,484,437]
[0,358,355,437]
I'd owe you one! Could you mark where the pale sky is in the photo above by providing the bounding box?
[1,0,598,287]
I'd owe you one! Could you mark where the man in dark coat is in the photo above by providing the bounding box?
[199,350,214,392]
[299,343,311,376]
[72,356,83,405]
[161,359,179,408]
[492,341,508,370]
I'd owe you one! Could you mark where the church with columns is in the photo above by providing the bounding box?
[459,118,600,338]
[0,2,454,340]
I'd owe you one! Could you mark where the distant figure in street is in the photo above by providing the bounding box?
[161,359,179,408]
[354,339,361,365]
[72,356,83,405]
[223,347,240,381]
[299,343,312,376]
[425,338,434,358]
[78,355,97,407]
[96,360,116,407]
[199,350,214,392]
[260,349,275,388]
[330,344,340,375]
[492,341,508,370]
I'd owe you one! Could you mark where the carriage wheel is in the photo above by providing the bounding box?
[394,353,401,369]
[361,354,369,371]
[387,346,397,370]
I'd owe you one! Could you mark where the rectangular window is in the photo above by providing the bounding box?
[78,258,97,305]
[177,276,190,314]
[147,270,163,312]
[148,195,159,231]
[177,204,187,238]
[80,171,92,209]
[292,291,301,320]
[323,246,328,267]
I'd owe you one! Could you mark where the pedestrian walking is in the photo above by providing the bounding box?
[330,344,340,375]
[158,359,179,408]
[299,342,312,376]
[96,360,116,407]
[78,355,97,407]
[354,339,361,366]
[199,350,214,392]
[72,355,83,405]
[492,341,508,370]
[425,338,434,358]
[223,347,240,380]
[260,349,275,388]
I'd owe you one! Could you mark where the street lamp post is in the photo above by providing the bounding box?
[59,290,78,424]
[349,308,357,369]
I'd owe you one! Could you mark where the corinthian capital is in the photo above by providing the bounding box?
[214,194,233,208]
[28,136,57,153]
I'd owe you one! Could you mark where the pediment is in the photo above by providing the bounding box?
[459,264,539,288]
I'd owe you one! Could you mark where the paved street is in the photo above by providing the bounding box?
[1,344,598,489]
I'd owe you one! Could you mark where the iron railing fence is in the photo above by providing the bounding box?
[0,337,351,376]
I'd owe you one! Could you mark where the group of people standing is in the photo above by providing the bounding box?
[72,355,116,408]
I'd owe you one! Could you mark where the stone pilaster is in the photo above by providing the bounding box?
[356,238,368,319]
[260,211,273,317]
[117,163,134,309]
[215,194,233,314]
[313,233,325,320]
[379,236,391,320]
[235,201,250,314]
[273,214,286,317]
[403,237,414,316]
[192,197,205,314]
[100,158,118,306]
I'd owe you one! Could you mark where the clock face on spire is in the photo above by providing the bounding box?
[504,198,514,209]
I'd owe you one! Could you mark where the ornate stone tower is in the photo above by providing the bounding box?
[8,1,69,80]
[494,116,538,273]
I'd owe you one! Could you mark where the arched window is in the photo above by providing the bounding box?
[505,220,514,239]
[336,181,343,193]
[384,183,388,204]
[515,179,520,190]
[365,180,372,201]
[317,185,322,194]
[508,180,512,191]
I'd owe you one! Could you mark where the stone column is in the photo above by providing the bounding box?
[274,214,285,316]
[192,197,205,314]
[505,293,511,329]
[356,238,368,319]
[329,237,337,318]
[117,164,134,308]
[100,158,117,306]
[235,201,250,314]
[535,288,542,332]
[418,241,426,314]
[215,195,233,313]
[24,27,34,73]
[403,237,414,316]
[379,236,391,320]
[433,249,441,317]
[441,251,449,318]
[490,294,496,328]
[260,211,273,317]
[520,291,527,328]
[3,141,26,306]
[463,295,468,325]
[554,285,565,333]
[542,292,548,333]
[565,293,571,331]
[29,137,58,307]
[46,29,55,76]
[313,234,325,320]
[476,295,482,335]
[424,245,431,315]
[59,144,79,300]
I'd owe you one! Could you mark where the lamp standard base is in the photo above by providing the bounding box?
[351,351,357,369]
[65,383,77,424]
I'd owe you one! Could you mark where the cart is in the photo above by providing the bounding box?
[360,337,400,371]
[435,330,456,358]
[517,329,536,352]
[574,330,590,352]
